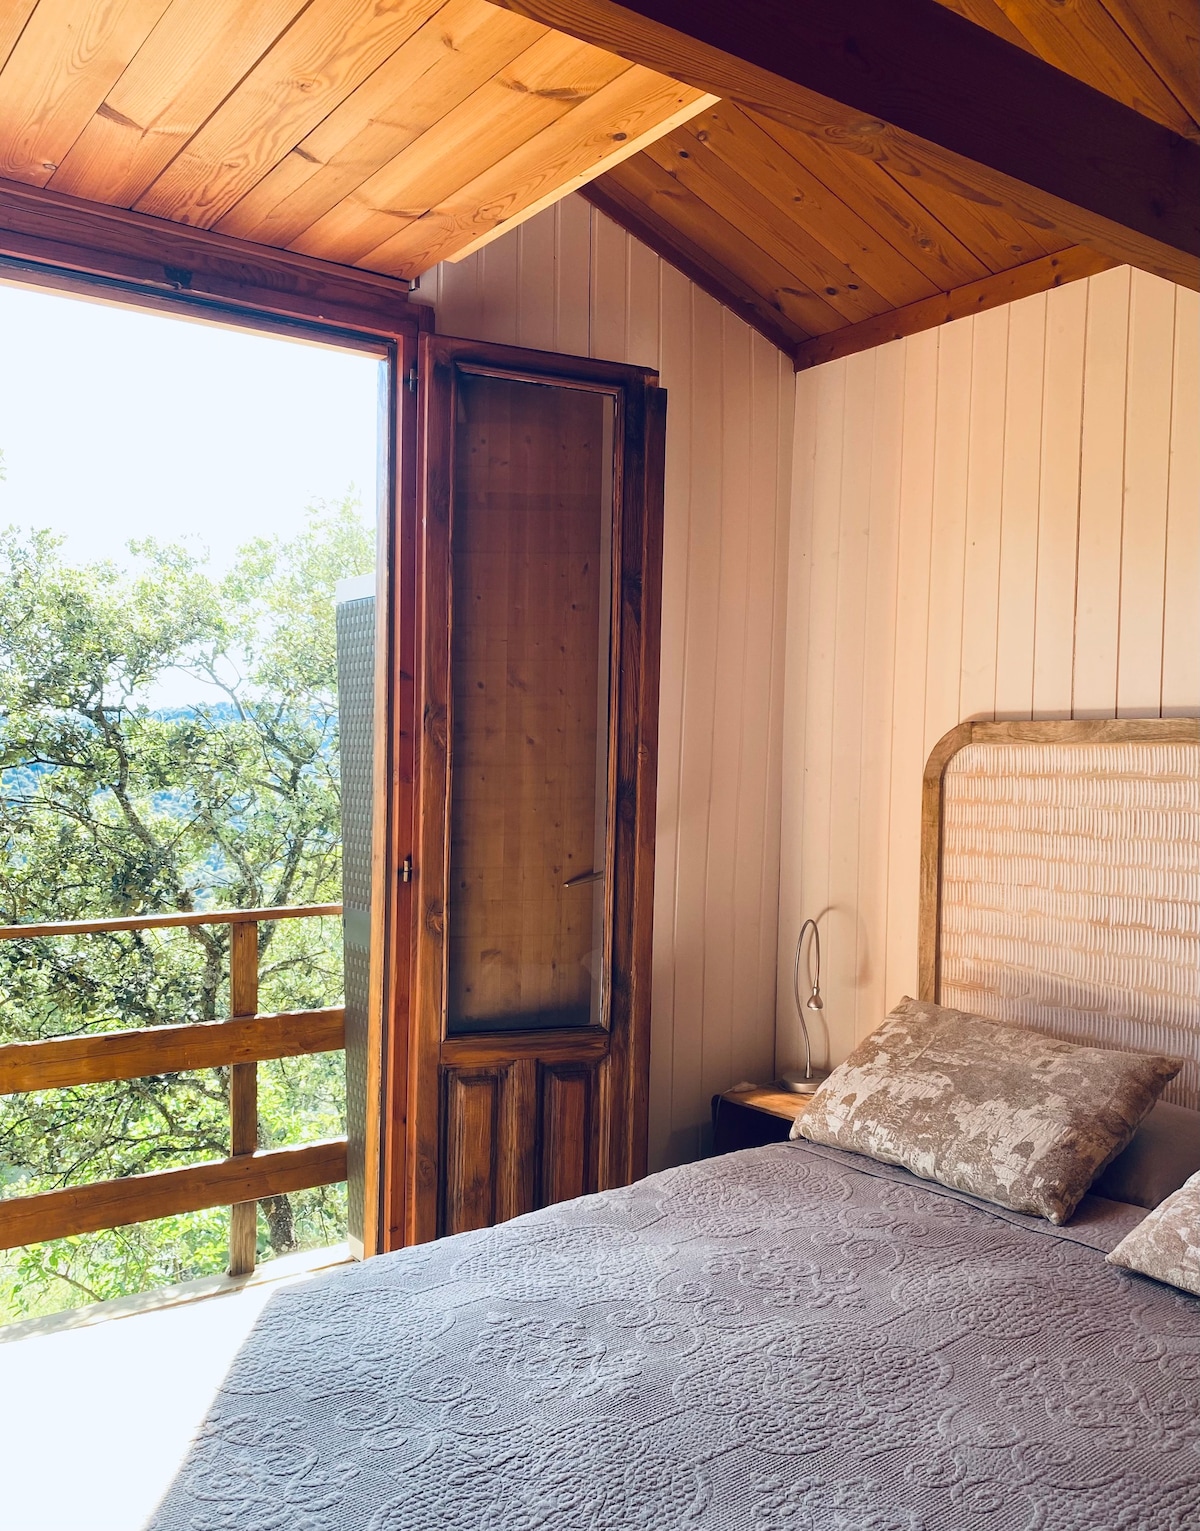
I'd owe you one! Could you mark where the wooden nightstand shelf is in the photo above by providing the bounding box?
[710,1087,814,1155]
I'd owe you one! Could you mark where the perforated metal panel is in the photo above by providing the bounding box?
[336,593,375,1249]
[938,738,1200,1108]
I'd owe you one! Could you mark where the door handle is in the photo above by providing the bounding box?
[564,868,604,888]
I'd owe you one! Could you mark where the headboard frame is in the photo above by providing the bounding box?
[920,718,1200,1109]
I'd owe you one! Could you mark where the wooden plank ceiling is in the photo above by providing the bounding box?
[582,0,1200,363]
[0,0,712,277]
[0,0,1194,366]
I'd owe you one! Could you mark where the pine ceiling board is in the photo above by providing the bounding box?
[928,0,1035,52]
[747,98,1069,271]
[288,31,629,266]
[749,99,1068,274]
[362,69,711,274]
[443,85,717,262]
[216,0,546,246]
[582,173,809,350]
[0,0,174,186]
[747,109,992,291]
[602,152,848,337]
[640,134,891,325]
[872,152,1066,271]
[684,102,939,309]
[133,0,446,228]
[1099,0,1200,131]
[990,0,1200,141]
[49,0,310,207]
[0,3,40,78]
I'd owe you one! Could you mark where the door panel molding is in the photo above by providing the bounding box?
[441,1068,502,1237]
[538,1062,598,1207]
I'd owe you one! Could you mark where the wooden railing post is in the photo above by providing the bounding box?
[228,920,259,1276]
[0,904,348,1261]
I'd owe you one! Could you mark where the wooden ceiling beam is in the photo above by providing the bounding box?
[486,0,1200,288]
[792,245,1115,370]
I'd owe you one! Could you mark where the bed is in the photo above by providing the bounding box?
[148,721,1200,1530]
[147,1139,1199,1531]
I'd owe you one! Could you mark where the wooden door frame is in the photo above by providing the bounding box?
[0,192,426,1258]
[407,335,666,1246]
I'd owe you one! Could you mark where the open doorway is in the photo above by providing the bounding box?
[0,277,385,1322]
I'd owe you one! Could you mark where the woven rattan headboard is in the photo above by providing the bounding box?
[920,718,1200,1109]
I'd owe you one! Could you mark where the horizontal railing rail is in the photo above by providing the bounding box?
[0,1142,348,1248]
[0,904,346,1277]
[0,1007,346,1094]
[0,903,343,940]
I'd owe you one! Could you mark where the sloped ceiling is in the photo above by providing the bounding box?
[0,0,711,275]
[581,0,1199,363]
[0,0,1194,365]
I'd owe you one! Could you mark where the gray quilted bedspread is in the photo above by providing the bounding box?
[147,1141,1200,1531]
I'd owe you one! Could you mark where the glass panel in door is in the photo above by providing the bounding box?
[446,373,614,1034]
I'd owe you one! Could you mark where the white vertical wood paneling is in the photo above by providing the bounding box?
[1162,287,1200,716]
[795,359,846,1065]
[1073,266,1130,717]
[853,343,904,1046]
[705,316,750,1107]
[1032,282,1087,717]
[957,306,1007,722]
[780,267,1199,1067]
[417,195,795,1167]
[673,287,722,1153]
[881,332,937,1031]
[749,336,793,1065]
[649,262,693,1172]
[995,294,1046,718]
[777,369,819,1074]
[924,318,972,749]
[1118,273,1176,717]
[826,352,875,1050]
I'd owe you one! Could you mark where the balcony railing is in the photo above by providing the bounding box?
[0,905,347,1279]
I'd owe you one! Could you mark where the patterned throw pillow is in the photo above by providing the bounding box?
[794,996,1180,1224]
[1106,1171,1200,1296]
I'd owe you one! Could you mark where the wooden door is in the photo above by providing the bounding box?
[405,337,665,1244]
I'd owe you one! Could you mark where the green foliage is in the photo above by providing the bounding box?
[0,498,371,1320]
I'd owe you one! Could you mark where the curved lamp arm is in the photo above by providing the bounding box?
[791,917,824,1083]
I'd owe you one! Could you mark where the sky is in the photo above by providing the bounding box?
[0,277,381,705]
[0,277,380,572]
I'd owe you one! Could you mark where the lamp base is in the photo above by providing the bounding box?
[779,1068,829,1095]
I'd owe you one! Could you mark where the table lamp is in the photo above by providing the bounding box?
[781,917,829,1094]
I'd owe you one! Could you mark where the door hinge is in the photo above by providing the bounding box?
[406,366,418,394]
[400,855,414,883]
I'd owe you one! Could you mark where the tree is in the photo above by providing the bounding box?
[0,498,371,1317]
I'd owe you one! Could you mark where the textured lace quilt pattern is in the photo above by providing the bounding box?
[148,1143,1200,1531]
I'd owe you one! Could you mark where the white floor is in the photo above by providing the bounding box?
[0,1249,348,1531]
